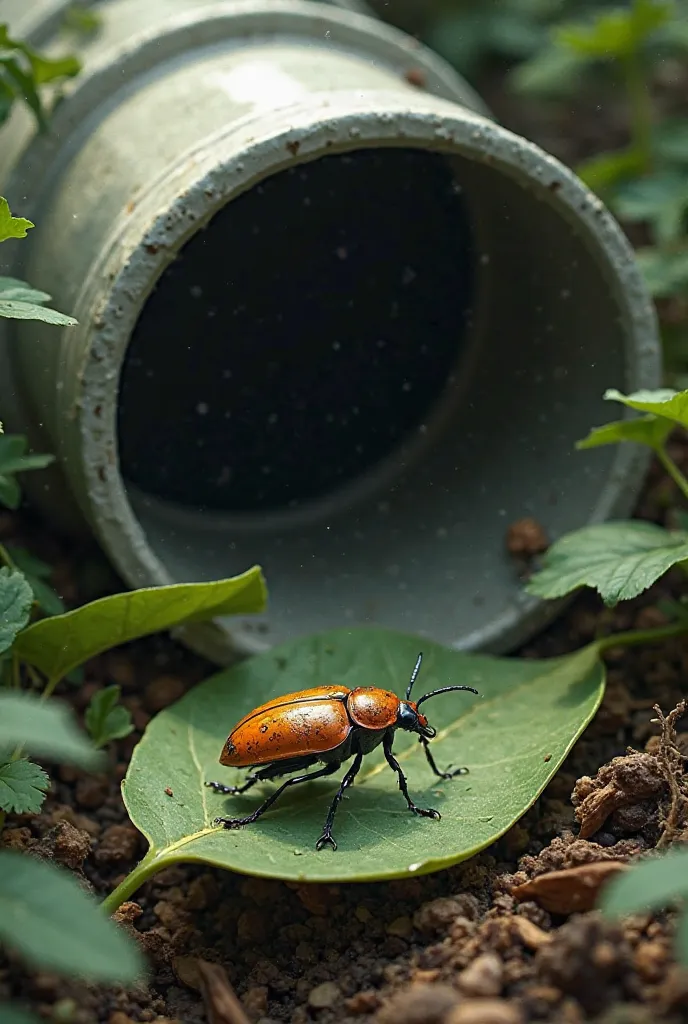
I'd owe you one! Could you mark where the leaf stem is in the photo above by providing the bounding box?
[596,621,688,654]
[100,848,163,915]
[0,542,15,570]
[655,446,688,504]
[622,48,653,173]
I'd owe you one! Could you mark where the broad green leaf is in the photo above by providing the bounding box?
[0,1005,42,1024]
[14,566,267,683]
[0,299,77,325]
[0,277,51,303]
[7,545,65,616]
[604,387,688,428]
[0,692,102,769]
[611,172,688,245]
[556,0,672,59]
[116,628,605,890]
[526,520,688,604]
[576,414,673,451]
[510,43,590,95]
[635,246,688,297]
[0,850,144,982]
[576,147,646,194]
[0,197,32,242]
[85,685,134,749]
[601,846,688,915]
[0,759,49,813]
[0,567,33,654]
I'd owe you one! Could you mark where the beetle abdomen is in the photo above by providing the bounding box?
[221,698,352,767]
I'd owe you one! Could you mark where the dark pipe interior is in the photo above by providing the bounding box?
[118,148,475,513]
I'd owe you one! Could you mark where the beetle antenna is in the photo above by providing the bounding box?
[405,653,423,700]
[416,685,479,708]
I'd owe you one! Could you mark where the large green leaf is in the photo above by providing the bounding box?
[0,850,144,982]
[0,567,33,654]
[604,387,688,428]
[14,566,267,684]
[526,521,688,604]
[113,629,604,894]
[576,414,673,451]
[0,692,102,769]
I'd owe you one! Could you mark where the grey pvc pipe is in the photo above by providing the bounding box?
[0,0,661,664]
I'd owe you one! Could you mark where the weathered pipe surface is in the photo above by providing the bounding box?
[0,0,661,663]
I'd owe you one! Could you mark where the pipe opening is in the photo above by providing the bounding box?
[117,148,475,514]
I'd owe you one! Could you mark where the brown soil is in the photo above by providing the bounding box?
[3,56,688,1024]
[1,437,687,1024]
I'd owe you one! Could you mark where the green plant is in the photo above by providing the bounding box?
[0,567,266,1019]
[0,24,80,131]
[511,0,688,373]
[528,387,688,605]
[84,684,134,749]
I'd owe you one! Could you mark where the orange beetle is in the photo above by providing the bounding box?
[206,653,479,850]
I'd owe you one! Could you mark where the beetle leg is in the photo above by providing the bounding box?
[214,762,341,830]
[206,756,319,797]
[383,733,440,820]
[205,777,259,796]
[316,751,363,852]
[420,737,469,780]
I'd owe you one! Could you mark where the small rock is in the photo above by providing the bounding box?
[106,652,138,690]
[95,824,140,864]
[173,955,203,991]
[510,916,551,950]
[75,774,109,810]
[375,984,460,1024]
[1,826,33,851]
[414,896,475,934]
[237,908,267,944]
[457,953,503,997]
[386,915,412,938]
[109,1013,135,1024]
[112,901,143,925]
[242,985,269,1017]
[506,517,549,556]
[447,999,524,1024]
[52,821,92,870]
[144,674,185,712]
[308,982,341,1009]
[345,990,380,1014]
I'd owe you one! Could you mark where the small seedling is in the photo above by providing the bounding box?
[84,685,134,749]
[528,387,688,604]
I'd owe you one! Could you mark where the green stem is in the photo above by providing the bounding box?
[623,47,653,172]
[656,446,688,504]
[597,620,688,654]
[41,675,62,701]
[100,848,163,915]
[0,543,16,570]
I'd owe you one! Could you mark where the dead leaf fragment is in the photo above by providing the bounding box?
[197,960,250,1024]
[512,861,629,914]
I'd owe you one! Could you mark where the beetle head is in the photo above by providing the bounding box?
[396,700,436,739]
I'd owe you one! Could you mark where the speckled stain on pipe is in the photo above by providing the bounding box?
[0,0,661,664]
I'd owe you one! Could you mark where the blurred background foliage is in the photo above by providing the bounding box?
[371,0,688,386]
